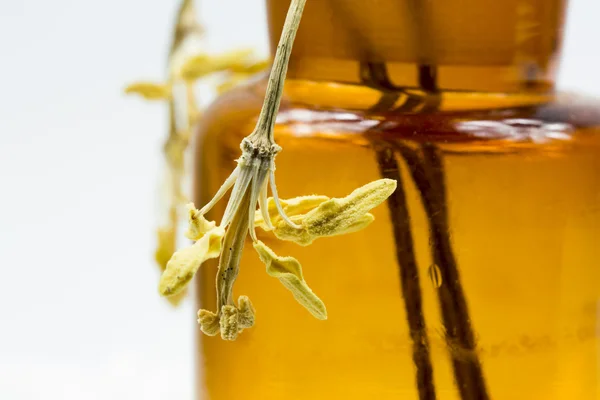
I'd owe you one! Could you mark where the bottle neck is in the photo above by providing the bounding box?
[267,0,566,94]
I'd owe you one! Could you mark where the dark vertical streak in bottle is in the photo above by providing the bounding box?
[401,0,488,395]
[405,0,440,113]
[359,63,402,111]
[418,64,438,93]
[329,0,428,113]
[375,147,437,400]
[414,64,441,113]
[336,1,488,397]
[397,144,490,400]
[361,50,489,400]
[360,57,437,398]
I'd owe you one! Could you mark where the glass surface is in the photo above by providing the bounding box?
[192,1,600,398]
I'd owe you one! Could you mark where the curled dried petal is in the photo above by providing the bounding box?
[253,240,327,320]
[124,82,171,100]
[159,227,225,296]
[185,203,216,241]
[219,305,240,341]
[198,310,220,336]
[198,296,255,340]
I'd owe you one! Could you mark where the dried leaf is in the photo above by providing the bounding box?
[155,226,176,270]
[257,179,394,246]
[253,241,327,320]
[159,226,225,296]
[154,225,188,305]
[273,213,374,246]
[303,179,397,238]
[254,195,329,230]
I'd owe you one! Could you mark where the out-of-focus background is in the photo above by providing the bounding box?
[0,0,598,399]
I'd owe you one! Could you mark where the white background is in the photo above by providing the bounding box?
[0,1,598,399]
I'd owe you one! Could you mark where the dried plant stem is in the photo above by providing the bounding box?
[253,0,306,142]
[397,144,489,400]
[362,60,437,399]
[375,147,437,400]
[361,49,488,398]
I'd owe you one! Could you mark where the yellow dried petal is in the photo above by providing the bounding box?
[185,203,216,240]
[179,49,256,81]
[198,310,220,336]
[124,82,171,100]
[253,241,327,320]
[303,178,397,238]
[159,227,225,296]
[254,195,329,230]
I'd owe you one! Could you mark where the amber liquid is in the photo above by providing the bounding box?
[193,78,600,399]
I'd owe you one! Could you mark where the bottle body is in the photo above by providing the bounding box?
[193,80,600,399]
[193,0,600,398]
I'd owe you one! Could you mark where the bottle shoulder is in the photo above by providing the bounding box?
[194,78,600,154]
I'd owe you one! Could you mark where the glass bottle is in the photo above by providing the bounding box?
[192,0,600,399]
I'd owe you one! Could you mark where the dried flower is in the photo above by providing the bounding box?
[124,0,268,294]
[158,0,397,340]
[256,180,396,246]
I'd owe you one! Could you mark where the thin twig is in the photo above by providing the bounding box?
[375,146,437,400]
[253,0,307,142]
[397,143,490,400]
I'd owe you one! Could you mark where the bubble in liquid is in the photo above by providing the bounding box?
[428,264,442,288]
